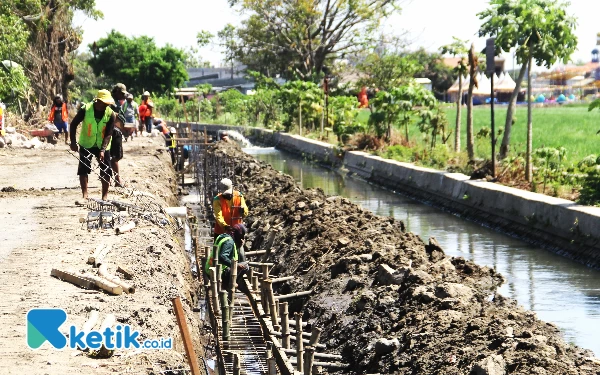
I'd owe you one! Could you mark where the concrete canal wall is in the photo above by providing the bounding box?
[185,123,600,267]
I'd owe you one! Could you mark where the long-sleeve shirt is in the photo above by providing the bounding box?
[217,235,236,268]
[213,191,249,231]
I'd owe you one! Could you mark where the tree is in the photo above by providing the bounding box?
[68,51,111,102]
[402,48,456,98]
[87,31,188,96]
[441,37,469,153]
[225,0,402,80]
[1,0,101,111]
[478,0,578,167]
[355,53,420,92]
[466,43,479,161]
[369,83,437,141]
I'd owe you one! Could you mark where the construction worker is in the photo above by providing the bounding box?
[48,94,69,144]
[213,178,248,240]
[122,93,139,139]
[205,223,249,289]
[69,89,116,203]
[154,118,176,164]
[110,84,128,187]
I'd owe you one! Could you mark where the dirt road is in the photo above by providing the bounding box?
[0,139,206,374]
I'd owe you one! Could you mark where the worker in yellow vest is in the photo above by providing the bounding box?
[69,89,117,204]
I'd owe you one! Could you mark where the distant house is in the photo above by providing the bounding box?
[185,66,255,94]
[415,78,432,91]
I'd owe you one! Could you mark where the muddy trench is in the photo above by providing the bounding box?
[205,141,600,375]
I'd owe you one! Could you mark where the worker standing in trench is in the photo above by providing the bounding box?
[205,223,250,291]
[213,178,248,239]
[69,89,116,203]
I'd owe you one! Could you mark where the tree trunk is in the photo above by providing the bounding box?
[499,62,528,159]
[526,47,533,182]
[466,78,475,161]
[455,75,463,152]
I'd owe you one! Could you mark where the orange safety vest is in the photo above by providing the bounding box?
[48,103,68,122]
[214,192,243,235]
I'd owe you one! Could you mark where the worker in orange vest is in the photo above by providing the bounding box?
[48,95,69,144]
[213,178,248,241]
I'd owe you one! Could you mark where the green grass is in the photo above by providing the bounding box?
[356,104,600,163]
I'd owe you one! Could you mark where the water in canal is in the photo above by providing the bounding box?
[245,147,600,356]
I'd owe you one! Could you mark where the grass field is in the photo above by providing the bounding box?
[357,103,600,163]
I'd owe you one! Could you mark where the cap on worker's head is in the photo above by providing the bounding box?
[231,223,247,240]
[170,127,176,134]
[112,83,127,94]
[219,178,233,195]
[126,93,133,99]
[94,89,115,105]
[54,94,63,101]
[143,91,150,96]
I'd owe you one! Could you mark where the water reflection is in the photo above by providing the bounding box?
[246,147,600,355]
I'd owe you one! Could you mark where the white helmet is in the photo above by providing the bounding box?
[170,127,176,134]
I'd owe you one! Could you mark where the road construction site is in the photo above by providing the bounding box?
[2,131,600,375]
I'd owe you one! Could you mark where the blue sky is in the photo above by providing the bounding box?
[74,0,600,71]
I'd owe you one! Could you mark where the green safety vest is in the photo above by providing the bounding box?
[205,234,238,274]
[79,102,113,149]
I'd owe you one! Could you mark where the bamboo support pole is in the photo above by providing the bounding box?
[228,260,238,326]
[296,312,304,372]
[289,320,308,328]
[308,327,322,347]
[115,221,135,234]
[261,279,270,315]
[274,290,313,300]
[266,341,273,359]
[289,359,348,369]
[261,264,270,279]
[244,250,267,256]
[252,275,259,292]
[233,353,240,375]
[98,264,135,294]
[271,276,295,284]
[172,297,201,375]
[193,237,201,281]
[251,262,275,267]
[82,274,123,295]
[51,269,95,290]
[209,268,220,315]
[280,302,290,349]
[304,346,315,375]
[268,332,326,348]
[282,349,343,360]
[267,357,277,375]
[81,310,99,335]
[116,265,133,280]
[88,244,112,267]
[221,290,230,341]
[266,280,279,329]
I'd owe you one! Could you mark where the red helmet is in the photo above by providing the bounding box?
[230,223,247,240]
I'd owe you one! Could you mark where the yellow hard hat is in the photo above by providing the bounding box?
[94,89,115,105]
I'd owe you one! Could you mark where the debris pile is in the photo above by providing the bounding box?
[210,142,600,375]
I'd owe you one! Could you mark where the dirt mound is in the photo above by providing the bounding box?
[211,142,600,375]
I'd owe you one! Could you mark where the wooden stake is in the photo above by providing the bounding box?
[252,275,259,292]
[51,269,95,290]
[233,353,240,375]
[304,346,315,375]
[280,302,290,349]
[209,268,220,315]
[267,357,277,375]
[228,260,238,326]
[308,327,322,347]
[296,312,304,372]
[193,237,201,281]
[261,279,270,315]
[266,280,279,329]
[171,297,201,375]
[220,290,230,341]
[274,290,313,300]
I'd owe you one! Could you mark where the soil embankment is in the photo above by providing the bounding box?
[214,142,600,375]
[0,140,205,374]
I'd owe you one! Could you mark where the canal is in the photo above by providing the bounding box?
[245,147,600,356]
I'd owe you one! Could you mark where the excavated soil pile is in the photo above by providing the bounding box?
[211,142,600,375]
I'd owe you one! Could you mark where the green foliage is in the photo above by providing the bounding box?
[417,106,451,149]
[0,62,29,106]
[369,83,437,140]
[356,53,420,91]
[68,51,112,102]
[478,0,578,68]
[578,168,600,206]
[225,0,402,80]
[87,31,188,96]
[440,37,469,77]
[403,48,456,97]
[280,81,323,132]
[532,146,568,193]
[329,96,363,143]
[247,88,281,128]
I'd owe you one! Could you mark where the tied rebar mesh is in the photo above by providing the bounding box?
[66,144,179,232]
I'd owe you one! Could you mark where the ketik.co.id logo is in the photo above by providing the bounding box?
[27,308,172,350]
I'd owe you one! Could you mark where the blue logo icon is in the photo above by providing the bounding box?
[27,308,172,350]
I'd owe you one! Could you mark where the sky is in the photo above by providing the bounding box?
[74,0,600,71]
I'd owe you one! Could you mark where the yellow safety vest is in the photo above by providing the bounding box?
[79,103,113,149]
[205,234,238,274]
